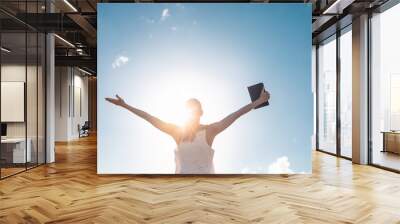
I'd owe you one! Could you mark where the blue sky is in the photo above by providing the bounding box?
[98,3,312,174]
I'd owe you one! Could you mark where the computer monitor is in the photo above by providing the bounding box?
[1,123,7,137]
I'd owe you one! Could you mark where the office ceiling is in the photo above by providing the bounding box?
[0,0,392,75]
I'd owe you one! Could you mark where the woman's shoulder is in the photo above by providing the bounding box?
[199,124,211,130]
[199,124,214,135]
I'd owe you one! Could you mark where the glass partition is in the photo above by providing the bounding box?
[0,1,46,179]
[27,31,38,169]
[1,31,28,178]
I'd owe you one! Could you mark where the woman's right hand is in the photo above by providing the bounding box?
[253,88,270,108]
[105,94,126,107]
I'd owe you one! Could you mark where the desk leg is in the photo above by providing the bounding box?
[382,133,386,153]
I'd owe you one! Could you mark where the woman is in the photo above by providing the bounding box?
[105,88,270,174]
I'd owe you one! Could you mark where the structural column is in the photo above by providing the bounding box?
[352,14,369,164]
[46,0,55,163]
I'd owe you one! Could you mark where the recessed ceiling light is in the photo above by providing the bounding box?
[77,67,93,76]
[63,0,78,12]
[1,47,11,53]
[54,34,75,48]
[323,0,354,15]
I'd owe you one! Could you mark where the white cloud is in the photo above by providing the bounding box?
[241,167,250,174]
[192,20,197,25]
[112,55,129,69]
[240,157,299,174]
[170,26,177,31]
[161,8,170,21]
[268,156,293,174]
[240,167,258,174]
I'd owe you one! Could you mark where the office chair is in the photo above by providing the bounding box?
[79,121,90,138]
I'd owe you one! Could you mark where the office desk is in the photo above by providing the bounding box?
[382,131,400,154]
[1,138,31,163]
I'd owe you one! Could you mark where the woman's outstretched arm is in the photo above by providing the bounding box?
[105,95,180,140]
[207,89,270,143]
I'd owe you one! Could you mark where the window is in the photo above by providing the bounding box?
[339,27,352,158]
[318,35,337,154]
[371,3,400,171]
[390,74,400,130]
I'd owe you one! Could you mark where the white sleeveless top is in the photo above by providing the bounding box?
[175,130,215,174]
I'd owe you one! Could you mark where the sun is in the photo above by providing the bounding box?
[149,74,199,127]
[139,65,229,130]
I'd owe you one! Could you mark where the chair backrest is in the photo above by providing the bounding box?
[82,121,90,129]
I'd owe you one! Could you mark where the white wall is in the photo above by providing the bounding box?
[55,67,89,141]
[55,67,69,141]
[1,65,26,132]
[71,73,89,138]
[1,65,40,138]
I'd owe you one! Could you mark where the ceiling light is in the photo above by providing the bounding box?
[323,0,354,15]
[63,0,78,12]
[54,34,75,48]
[76,48,84,55]
[323,0,341,14]
[1,47,11,53]
[78,67,93,76]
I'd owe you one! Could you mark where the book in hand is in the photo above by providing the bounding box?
[247,82,269,109]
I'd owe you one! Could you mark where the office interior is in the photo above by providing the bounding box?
[0,0,399,222]
[314,0,400,172]
[0,0,97,179]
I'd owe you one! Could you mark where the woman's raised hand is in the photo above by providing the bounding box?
[105,94,126,107]
[254,88,270,108]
